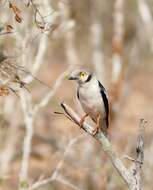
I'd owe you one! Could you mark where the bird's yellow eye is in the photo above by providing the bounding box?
[80,72,86,77]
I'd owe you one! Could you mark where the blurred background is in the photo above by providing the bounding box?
[0,0,153,189]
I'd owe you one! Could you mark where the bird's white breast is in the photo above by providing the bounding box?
[78,78,105,120]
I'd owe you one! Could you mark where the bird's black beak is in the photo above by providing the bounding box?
[68,76,77,80]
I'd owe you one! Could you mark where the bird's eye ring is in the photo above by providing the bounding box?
[80,72,86,77]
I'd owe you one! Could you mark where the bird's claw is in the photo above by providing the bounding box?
[79,113,88,128]
[92,114,100,136]
[92,126,99,136]
[79,119,84,128]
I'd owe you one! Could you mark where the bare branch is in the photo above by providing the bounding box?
[0,113,19,175]
[91,21,105,83]
[131,119,147,190]
[138,0,153,52]
[58,0,80,66]
[56,175,82,190]
[33,67,71,113]
[24,33,48,84]
[60,102,133,188]
[60,102,147,190]
[112,0,124,82]
[19,91,34,189]
[90,0,105,83]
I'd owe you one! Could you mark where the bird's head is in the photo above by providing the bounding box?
[68,69,92,85]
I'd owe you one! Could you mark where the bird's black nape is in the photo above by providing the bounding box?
[85,74,92,83]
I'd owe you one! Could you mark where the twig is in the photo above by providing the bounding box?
[56,175,82,190]
[30,0,46,29]
[24,33,48,84]
[33,67,71,113]
[122,155,143,164]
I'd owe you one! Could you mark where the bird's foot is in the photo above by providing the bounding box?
[92,114,101,136]
[92,126,99,136]
[79,113,88,128]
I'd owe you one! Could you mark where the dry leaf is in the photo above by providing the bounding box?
[27,1,31,7]
[0,86,9,96]
[9,2,21,14]
[15,14,22,23]
[39,25,45,29]
[5,24,13,32]
[9,2,22,23]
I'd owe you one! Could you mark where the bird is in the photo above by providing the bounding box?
[68,68,109,136]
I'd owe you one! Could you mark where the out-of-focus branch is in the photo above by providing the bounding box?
[58,0,80,66]
[138,0,153,52]
[19,91,34,189]
[61,102,147,190]
[0,113,19,175]
[19,67,72,188]
[25,0,54,84]
[56,175,81,190]
[24,34,48,84]
[18,1,55,187]
[90,0,105,83]
[111,0,124,83]
[110,0,125,118]
[27,135,84,190]
[18,66,74,190]
[91,21,105,83]
[33,67,71,113]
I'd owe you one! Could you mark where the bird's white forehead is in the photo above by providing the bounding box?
[69,68,92,76]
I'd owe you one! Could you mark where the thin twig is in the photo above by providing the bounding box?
[122,155,143,165]
[33,67,71,113]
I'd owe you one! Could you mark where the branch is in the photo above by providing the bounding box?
[33,67,71,113]
[60,102,132,187]
[19,91,34,190]
[24,0,54,84]
[60,102,147,190]
[58,0,80,66]
[138,0,153,52]
[132,119,147,190]
[91,21,105,83]
[90,0,105,83]
[112,0,124,83]
[27,135,84,190]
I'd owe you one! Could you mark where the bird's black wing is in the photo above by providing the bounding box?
[98,81,109,128]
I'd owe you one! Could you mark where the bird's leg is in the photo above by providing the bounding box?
[92,114,101,136]
[79,113,89,128]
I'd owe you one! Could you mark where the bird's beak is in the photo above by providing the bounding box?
[68,76,77,80]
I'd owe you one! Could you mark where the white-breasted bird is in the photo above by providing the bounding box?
[68,68,109,136]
